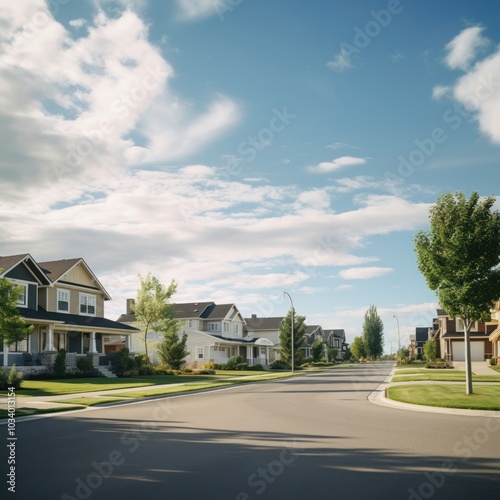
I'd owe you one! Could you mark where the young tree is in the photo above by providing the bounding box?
[350,336,366,360]
[133,273,177,360]
[327,347,339,363]
[414,192,500,394]
[311,339,325,362]
[279,308,306,368]
[362,305,384,359]
[0,273,34,348]
[423,340,437,362]
[156,321,189,370]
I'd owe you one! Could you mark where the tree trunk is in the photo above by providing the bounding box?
[144,329,149,360]
[464,320,473,395]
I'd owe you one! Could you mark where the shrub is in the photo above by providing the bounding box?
[223,356,244,370]
[153,365,173,375]
[203,361,217,370]
[138,364,155,375]
[193,369,216,375]
[490,357,498,366]
[77,357,94,372]
[236,363,249,371]
[7,364,23,389]
[109,348,137,376]
[121,369,139,377]
[249,363,265,371]
[135,354,151,367]
[270,359,290,370]
[53,349,67,378]
[0,368,8,389]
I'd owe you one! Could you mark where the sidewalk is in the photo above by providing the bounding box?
[0,373,284,414]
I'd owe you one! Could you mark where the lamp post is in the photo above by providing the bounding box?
[393,314,400,360]
[283,292,294,374]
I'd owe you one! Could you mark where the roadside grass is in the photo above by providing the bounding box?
[491,366,500,374]
[392,368,500,383]
[0,406,82,418]
[387,384,500,411]
[0,372,272,397]
[56,397,131,406]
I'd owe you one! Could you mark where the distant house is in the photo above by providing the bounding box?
[0,253,138,373]
[118,301,276,367]
[303,325,326,358]
[325,329,349,360]
[433,308,496,362]
[414,327,432,357]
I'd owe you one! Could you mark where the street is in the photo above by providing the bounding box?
[6,362,500,499]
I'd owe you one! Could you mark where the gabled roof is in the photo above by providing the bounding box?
[306,325,322,335]
[206,303,236,320]
[437,308,447,316]
[0,253,51,285]
[245,316,284,331]
[173,302,215,319]
[326,329,346,339]
[38,258,111,300]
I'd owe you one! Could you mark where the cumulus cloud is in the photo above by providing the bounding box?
[432,85,450,100]
[444,26,488,70]
[327,47,354,72]
[0,3,239,199]
[308,156,366,174]
[176,0,229,21]
[438,26,500,144]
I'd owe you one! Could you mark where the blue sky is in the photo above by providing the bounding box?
[1,0,500,351]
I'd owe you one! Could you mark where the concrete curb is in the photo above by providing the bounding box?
[368,366,500,418]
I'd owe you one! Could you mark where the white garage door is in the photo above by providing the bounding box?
[452,341,484,361]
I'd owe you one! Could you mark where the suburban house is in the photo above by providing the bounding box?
[488,300,500,361]
[303,325,326,358]
[325,329,349,360]
[414,327,433,357]
[117,301,277,367]
[0,253,138,372]
[433,308,496,362]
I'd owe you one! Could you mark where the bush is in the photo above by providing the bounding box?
[224,356,244,370]
[203,361,217,370]
[490,357,498,366]
[270,359,290,370]
[248,363,265,371]
[121,369,139,377]
[135,354,151,367]
[236,363,249,370]
[0,368,8,389]
[109,348,137,377]
[7,365,23,389]
[181,367,193,374]
[153,365,173,375]
[76,357,94,372]
[138,364,155,375]
[53,349,67,378]
[193,369,216,375]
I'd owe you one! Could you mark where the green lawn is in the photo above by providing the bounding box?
[392,368,500,383]
[388,384,500,411]
[0,406,82,418]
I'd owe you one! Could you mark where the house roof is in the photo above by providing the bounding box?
[244,316,284,331]
[206,303,236,320]
[0,253,51,285]
[173,302,215,319]
[38,258,82,281]
[436,308,447,316]
[306,325,321,334]
[441,331,491,339]
[19,307,139,333]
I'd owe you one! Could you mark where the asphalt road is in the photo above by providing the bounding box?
[4,361,500,500]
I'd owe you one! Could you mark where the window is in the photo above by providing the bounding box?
[208,323,219,331]
[57,289,70,312]
[188,320,192,328]
[196,347,204,359]
[15,283,28,307]
[79,294,96,316]
[455,319,478,332]
[232,323,239,335]
[223,322,229,333]
[9,338,28,352]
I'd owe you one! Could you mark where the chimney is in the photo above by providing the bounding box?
[251,314,257,319]
[126,298,135,314]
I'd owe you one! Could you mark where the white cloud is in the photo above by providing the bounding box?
[308,156,366,174]
[69,18,87,28]
[335,284,353,291]
[176,0,228,21]
[339,267,394,280]
[327,47,354,72]
[439,28,500,144]
[0,4,239,198]
[432,85,450,100]
[444,26,488,70]
[326,142,359,151]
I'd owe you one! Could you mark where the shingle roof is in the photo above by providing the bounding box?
[0,254,51,285]
[0,254,30,273]
[244,316,284,331]
[173,302,215,319]
[306,325,321,334]
[19,307,139,332]
[38,258,82,282]
[207,303,235,320]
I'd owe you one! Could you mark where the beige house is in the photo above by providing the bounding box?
[0,253,138,373]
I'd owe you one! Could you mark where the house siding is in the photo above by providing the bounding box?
[64,263,96,287]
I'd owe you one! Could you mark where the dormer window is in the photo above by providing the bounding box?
[57,289,70,312]
[15,283,28,308]
[80,294,96,316]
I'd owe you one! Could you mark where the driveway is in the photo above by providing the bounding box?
[452,360,500,375]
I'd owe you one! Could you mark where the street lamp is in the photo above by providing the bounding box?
[393,314,400,359]
[283,292,294,374]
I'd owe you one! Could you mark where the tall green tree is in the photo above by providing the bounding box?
[414,191,500,394]
[279,308,306,367]
[156,321,189,370]
[350,336,366,360]
[133,273,177,360]
[362,305,384,359]
[423,340,437,362]
[0,272,33,347]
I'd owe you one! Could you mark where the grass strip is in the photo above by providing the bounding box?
[387,384,500,411]
[0,406,83,418]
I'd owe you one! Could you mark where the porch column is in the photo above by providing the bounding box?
[246,345,253,365]
[266,346,269,365]
[89,332,97,353]
[46,325,54,351]
[126,334,131,350]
